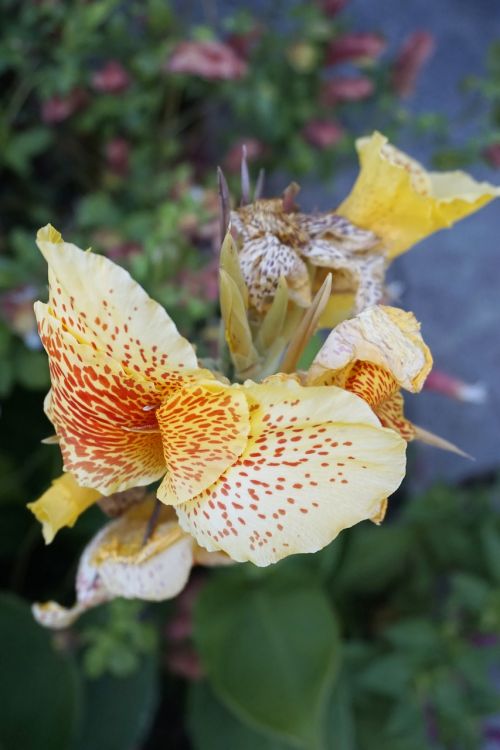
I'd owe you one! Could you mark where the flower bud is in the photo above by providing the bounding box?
[92,61,131,94]
[302,119,344,149]
[165,40,247,80]
[326,32,386,65]
[391,31,435,97]
[321,76,374,104]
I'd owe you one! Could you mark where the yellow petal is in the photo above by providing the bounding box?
[36,225,198,379]
[27,473,100,544]
[337,132,500,258]
[176,378,406,566]
[156,381,250,505]
[36,304,169,495]
[309,305,432,394]
[33,501,194,629]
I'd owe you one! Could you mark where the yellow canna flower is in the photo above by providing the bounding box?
[32,499,231,629]
[27,473,101,544]
[337,131,500,258]
[32,226,407,564]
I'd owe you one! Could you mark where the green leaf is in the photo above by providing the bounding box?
[334,525,411,595]
[324,682,357,750]
[14,347,50,390]
[77,652,158,750]
[188,681,294,750]
[480,523,500,584]
[357,654,412,698]
[0,592,81,750]
[194,570,341,748]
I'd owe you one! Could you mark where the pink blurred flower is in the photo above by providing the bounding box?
[483,143,500,168]
[224,137,265,173]
[165,40,247,81]
[106,241,142,261]
[177,258,219,303]
[0,285,40,348]
[105,137,130,176]
[302,119,344,149]
[391,31,435,97]
[326,33,386,65]
[319,0,349,16]
[41,88,87,124]
[92,61,131,94]
[167,647,204,680]
[321,76,374,104]
[424,369,487,404]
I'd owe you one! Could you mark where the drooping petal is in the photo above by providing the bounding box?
[156,381,250,505]
[33,502,195,629]
[27,473,101,544]
[309,305,432,395]
[374,392,416,441]
[36,304,168,494]
[36,225,198,380]
[176,379,406,566]
[337,132,500,258]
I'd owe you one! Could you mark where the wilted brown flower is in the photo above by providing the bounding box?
[165,40,247,81]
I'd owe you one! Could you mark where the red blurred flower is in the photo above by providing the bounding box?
[391,31,435,97]
[424,369,487,404]
[92,61,131,94]
[0,285,40,348]
[319,0,349,16]
[321,76,374,104]
[41,88,87,124]
[224,137,265,173]
[227,24,263,60]
[105,137,130,176]
[165,40,247,81]
[326,32,386,65]
[302,119,344,149]
[483,143,500,168]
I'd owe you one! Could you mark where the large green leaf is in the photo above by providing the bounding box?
[0,592,81,750]
[194,569,341,748]
[188,681,294,750]
[77,652,158,750]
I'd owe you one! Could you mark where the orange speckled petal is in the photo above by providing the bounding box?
[341,361,400,410]
[36,303,169,495]
[176,379,406,566]
[156,382,250,505]
[36,225,198,380]
[375,392,416,441]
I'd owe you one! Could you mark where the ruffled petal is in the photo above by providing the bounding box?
[36,304,168,494]
[176,379,406,566]
[36,225,198,380]
[33,502,195,629]
[309,305,432,395]
[337,132,500,258]
[156,381,250,505]
[27,472,101,544]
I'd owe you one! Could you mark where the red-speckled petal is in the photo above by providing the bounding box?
[176,379,406,566]
[375,391,416,441]
[156,381,250,505]
[36,302,169,494]
[36,225,198,380]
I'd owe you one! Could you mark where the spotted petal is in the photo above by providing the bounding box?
[337,132,500,258]
[36,304,169,494]
[156,381,250,505]
[36,225,198,380]
[176,379,406,566]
